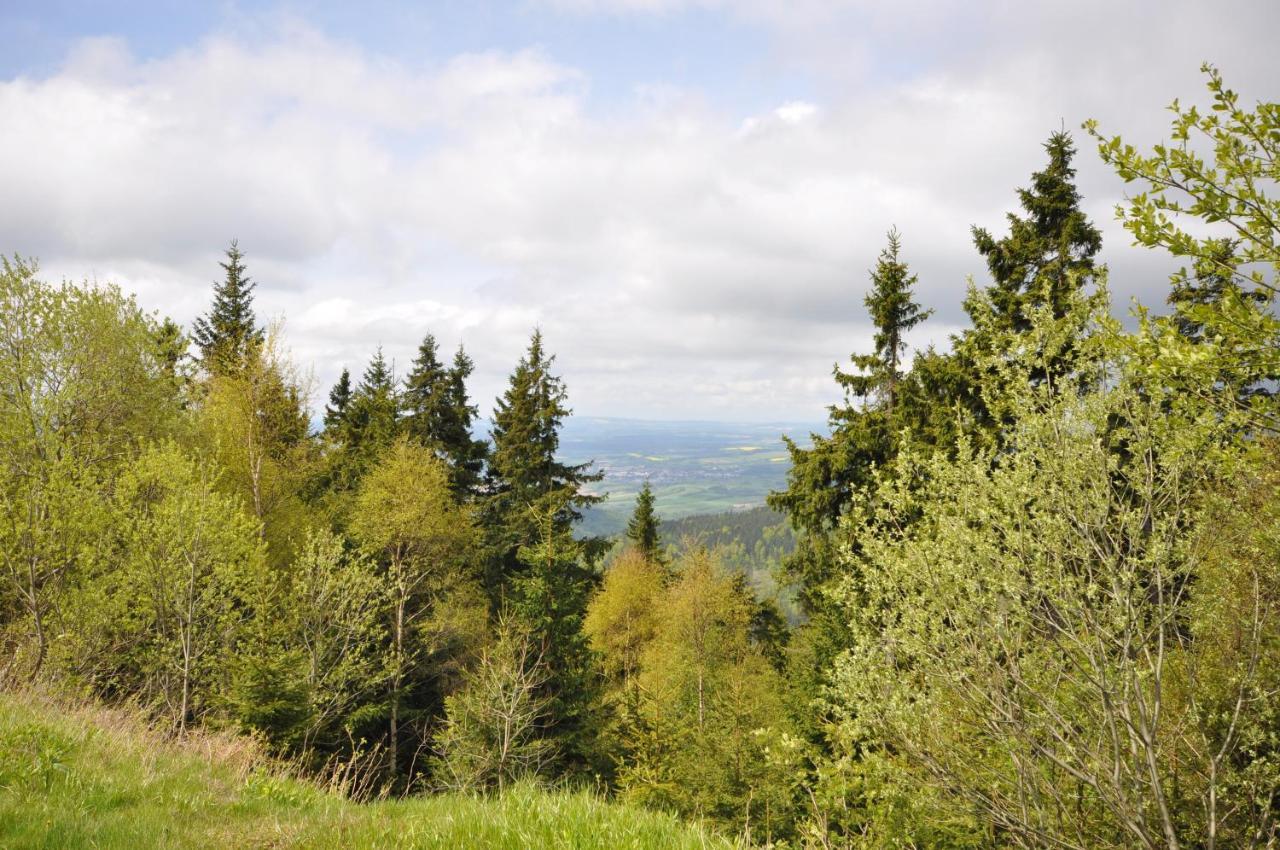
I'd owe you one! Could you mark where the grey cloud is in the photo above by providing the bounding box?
[3,4,1277,420]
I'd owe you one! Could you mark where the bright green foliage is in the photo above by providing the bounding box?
[0,257,182,678]
[582,549,665,787]
[824,289,1280,847]
[1088,64,1280,414]
[0,691,734,850]
[192,240,264,374]
[624,481,663,564]
[1167,237,1269,342]
[616,550,796,844]
[1088,64,1278,297]
[349,438,482,784]
[323,368,352,433]
[585,549,665,686]
[401,335,488,499]
[103,444,263,731]
[287,529,386,756]
[196,326,314,568]
[432,618,557,792]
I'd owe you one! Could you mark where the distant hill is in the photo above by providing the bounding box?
[557,416,821,537]
[660,505,799,618]
[660,505,796,559]
[598,504,800,620]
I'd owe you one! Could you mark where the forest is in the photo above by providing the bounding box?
[3,65,1279,849]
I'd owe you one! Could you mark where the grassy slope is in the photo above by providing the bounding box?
[0,692,733,850]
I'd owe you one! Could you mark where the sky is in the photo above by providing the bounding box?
[2,1,1277,422]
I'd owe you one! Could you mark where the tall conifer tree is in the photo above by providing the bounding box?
[770,229,932,619]
[769,229,934,743]
[955,130,1105,423]
[625,481,662,564]
[329,349,399,490]
[484,330,603,774]
[485,329,602,584]
[969,131,1102,338]
[402,334,449,435]
[840,228,933,411]
[192,240,263,373]
[401,335,488,499]
[324,367,352,434]
[446,346,489,497]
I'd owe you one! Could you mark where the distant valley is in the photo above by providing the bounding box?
[556,416,821,536]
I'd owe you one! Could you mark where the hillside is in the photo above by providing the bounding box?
[660,505,796,556]
[660,506,799,616]
[0,691,735,850]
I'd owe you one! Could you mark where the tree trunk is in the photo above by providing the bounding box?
[179,553,198,732]
[388,582,405,782]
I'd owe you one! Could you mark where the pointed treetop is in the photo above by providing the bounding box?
[625,480,663,564]
[324,367,352,432]
[489,328,602,558]
[192,239,264,372]
[402,333,488,498]
[838,227,932,409]
[970,131,1103,333]
[360,346,394,393]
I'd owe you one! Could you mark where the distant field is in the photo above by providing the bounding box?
[557,417,821,536]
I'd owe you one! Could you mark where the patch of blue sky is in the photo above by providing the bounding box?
[1,1,816,119]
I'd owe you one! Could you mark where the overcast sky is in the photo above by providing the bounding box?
[2,1,1277,421]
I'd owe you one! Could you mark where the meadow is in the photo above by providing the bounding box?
[0,691,734,850]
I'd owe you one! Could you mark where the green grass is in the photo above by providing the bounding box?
[0,691,734,850]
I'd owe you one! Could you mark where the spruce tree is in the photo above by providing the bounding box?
[332,349,400,490]
[958,130,1105,421]
[446,345,489,498]
[769,229,932,618]
[153,317,187,376]
[192,240,263,372]
[507,501,601,777]
[350,348,398,446]
[401,335,488,499]
[323,367,352,434]
[625,480,663,564]
[768,230,934,744]
[486,329,602,583]
[839,228,933,411]
[969,131,1102,338]
[402,334,449,437]
[484,330,603,775]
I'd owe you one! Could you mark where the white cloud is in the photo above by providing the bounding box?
[3,3,1278,420]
